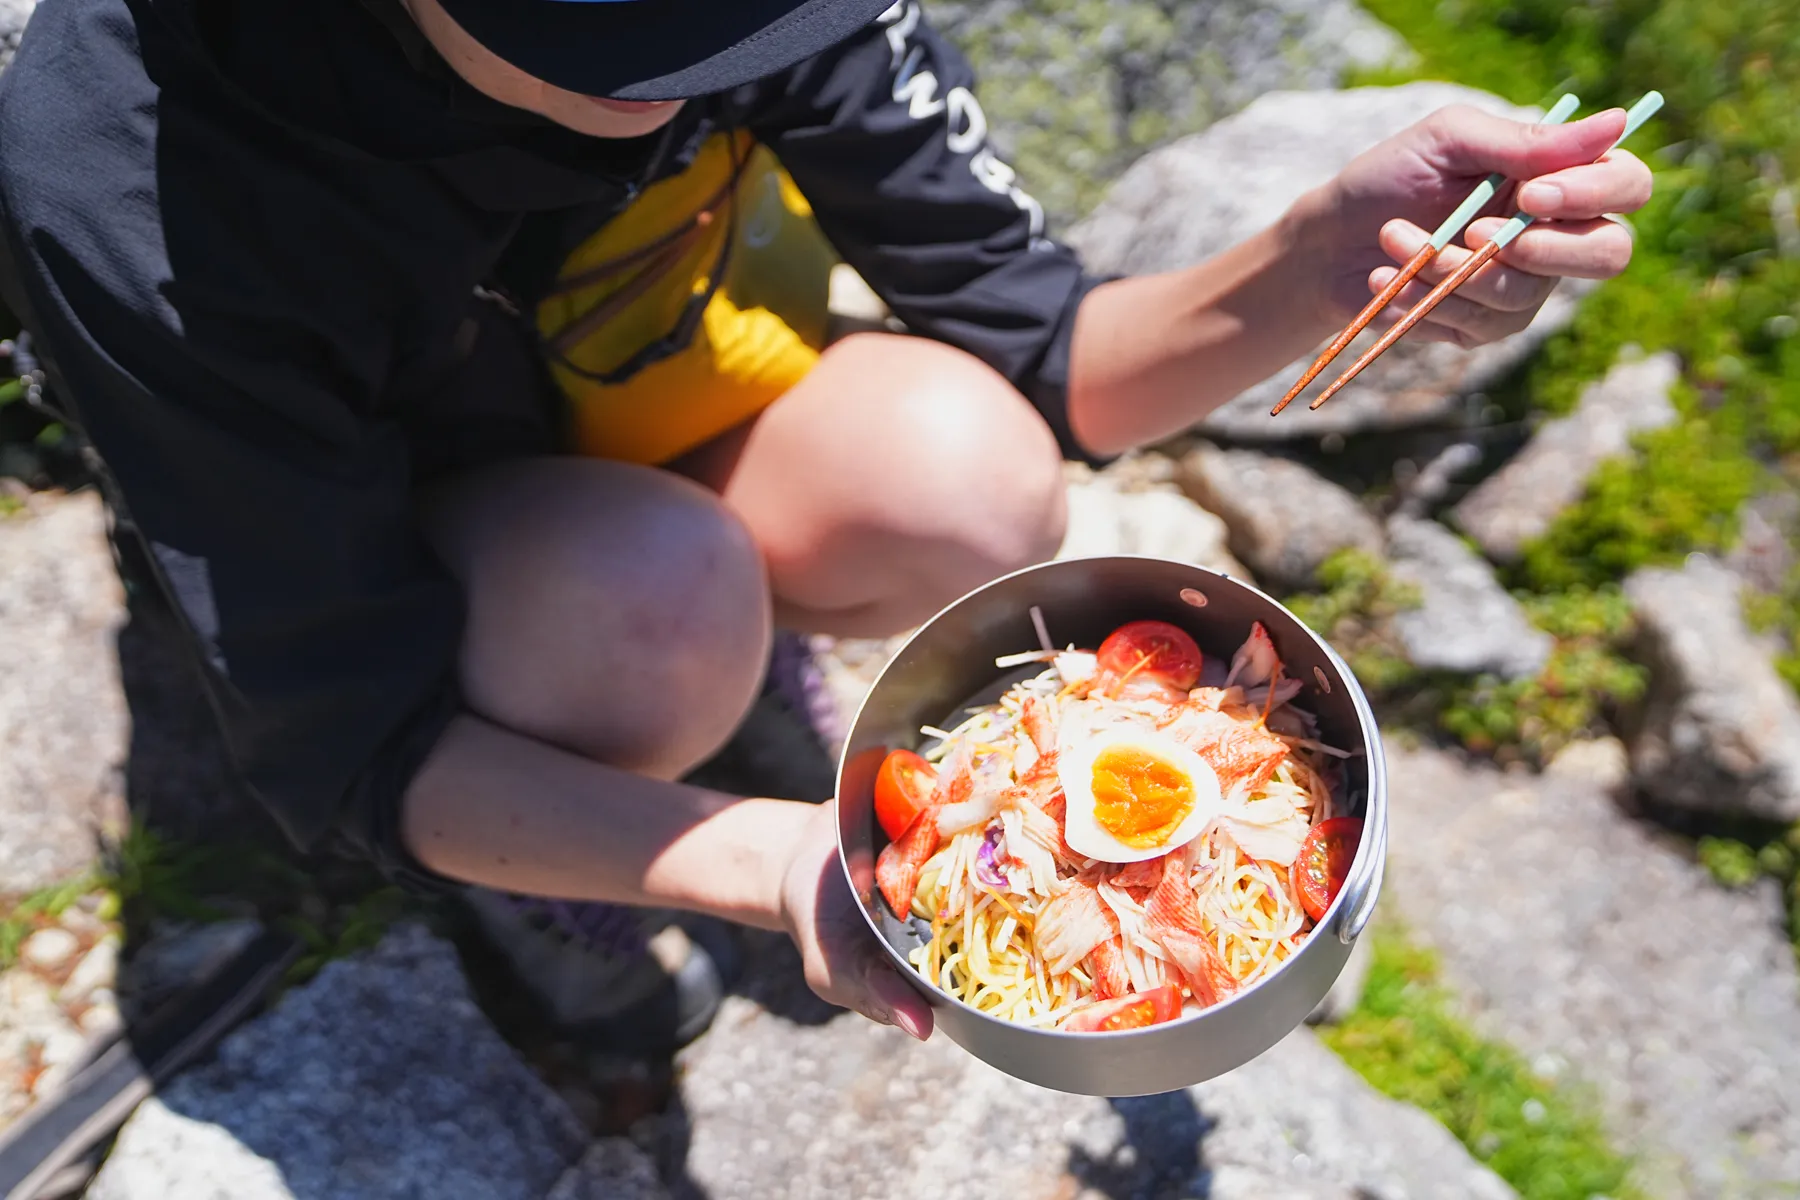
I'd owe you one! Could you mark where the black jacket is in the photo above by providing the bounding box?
[0,0,1103,883]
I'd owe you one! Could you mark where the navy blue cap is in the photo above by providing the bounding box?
[434,0,900,101]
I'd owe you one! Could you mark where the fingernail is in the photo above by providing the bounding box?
[891,1008,928,1041]
[1519,182,1561,211]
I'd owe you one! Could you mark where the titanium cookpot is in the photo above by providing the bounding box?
[835,556,1387,1097]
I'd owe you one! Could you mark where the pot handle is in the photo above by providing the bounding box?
[1335,756,1387,945]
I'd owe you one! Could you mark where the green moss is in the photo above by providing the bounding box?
[1515,421,1760,591]
[1697,836,1762,888]
[1284,548,1423,693]
[0,874,105,971]
[1322,928,1642,1200]
[1437,587,1647,762]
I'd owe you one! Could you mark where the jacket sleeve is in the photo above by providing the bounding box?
[0,21,466,890]
[742,0,1111,463]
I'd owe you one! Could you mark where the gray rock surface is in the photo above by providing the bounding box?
[1070,84,1593,440]
[936,0,1410,227]
[85,924,599,1200]
[1385,516,1552,680]
[1622,556,1800,822]
[1454,351,1682,561]
[1725,488,1799,595]
[1383,742,1800,1198]
[1059,462,1250,577]
[545,1142,671,1200]
[0,490,129,892]
[0,0,33,72]
[1177,443,1383,588]
[662,934,1515,1200]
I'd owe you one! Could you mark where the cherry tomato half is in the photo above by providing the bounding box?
[874,749,938,842]
[1096,620,1204,692]
[1059,984,1184,1033]
[1296,817,1363,922]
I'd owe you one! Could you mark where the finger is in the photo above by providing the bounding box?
[1374,220,1553,313]
[1381,285,1537,345]
[1464,215,1636,280]
[1420,104,1629,181]
[1515,149,1653,219]
[866,964,933,1040]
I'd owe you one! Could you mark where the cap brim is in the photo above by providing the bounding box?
[435,0,900,101]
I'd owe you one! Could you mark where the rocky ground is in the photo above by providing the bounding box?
[4,0,1800,1197]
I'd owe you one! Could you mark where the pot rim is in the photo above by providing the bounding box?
[833,554,1389,1041]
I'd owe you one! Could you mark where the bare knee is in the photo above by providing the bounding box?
[423,459,771,778]
[878,343,1068,592]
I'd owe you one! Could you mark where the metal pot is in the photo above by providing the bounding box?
[834,556,1387,1097]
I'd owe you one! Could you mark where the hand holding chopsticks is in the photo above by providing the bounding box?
[1271,91,1664,417]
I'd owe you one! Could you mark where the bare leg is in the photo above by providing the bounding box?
[672,332,1069,638]
[419,458,771,782]
[413,333,1065,791]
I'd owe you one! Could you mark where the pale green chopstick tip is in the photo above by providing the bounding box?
[1492,89,1666,250]
[1427,93,1581,251]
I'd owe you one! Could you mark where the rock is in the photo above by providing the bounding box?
[0,490,129,892]
[544,1141,670,1200]
[936,0,1410,228]
[1383,743,1800,1196]
[19,927,79,972]
[1069,84,1593,440]
[1058,463,1250,577]
[0,967,84,1124]
[85,924,594,1200]
[77,991,123,1038]
[59,933,118,1003]
[0,0,33,73]
[1385,516,1552,680]
[1176,443,1382,588]
[1724,488,1800,595]
[85,1099,296,1200]
[1622,557,1800,822]
[1304,931,1375,1026]
[659,935,1514,1199]
[1392,440,1481,519]
[1453,351,1682,561]
[1544,736,1630,793]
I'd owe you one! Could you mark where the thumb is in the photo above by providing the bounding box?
[1423,105,1628,180]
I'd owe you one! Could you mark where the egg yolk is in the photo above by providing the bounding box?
[1090,746,1196,848]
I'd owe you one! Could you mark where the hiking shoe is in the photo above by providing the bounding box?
[463,890,740,1053]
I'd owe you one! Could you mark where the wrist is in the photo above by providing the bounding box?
[1273,184,1347,338]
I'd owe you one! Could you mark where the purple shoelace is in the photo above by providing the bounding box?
[505,894,648,958]
[765,629,842,750]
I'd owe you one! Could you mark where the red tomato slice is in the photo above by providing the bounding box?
[1096,620,1204,692]
[1059,985,1184,1033]
[874,749,938,842]
[1295,817,1363,922]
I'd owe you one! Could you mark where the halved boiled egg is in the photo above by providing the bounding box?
[1057,727,1223,864]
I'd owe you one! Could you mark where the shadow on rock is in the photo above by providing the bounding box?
[1067,1092,1212,1200]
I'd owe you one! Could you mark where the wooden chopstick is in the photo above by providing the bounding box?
[1270,93,1581,417]
[1307,90,1665,412]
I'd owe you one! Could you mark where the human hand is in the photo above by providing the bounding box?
[778,799,934,1040]
[1297,104,1655,348]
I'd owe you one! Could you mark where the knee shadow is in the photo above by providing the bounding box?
[1066,1091,1215,1200]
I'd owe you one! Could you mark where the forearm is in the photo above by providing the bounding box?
[400,713,814,931]
[1066,197,1337,457]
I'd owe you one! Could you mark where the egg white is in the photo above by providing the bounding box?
[1057,727,1223,864]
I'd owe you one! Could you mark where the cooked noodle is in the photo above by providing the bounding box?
[896,651,1346,1026]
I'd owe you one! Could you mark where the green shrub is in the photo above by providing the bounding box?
[1285,548,1422,693]
[1437,587,1647,761]
[1516,422,1759,590]
[1323,928,1642,1200]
